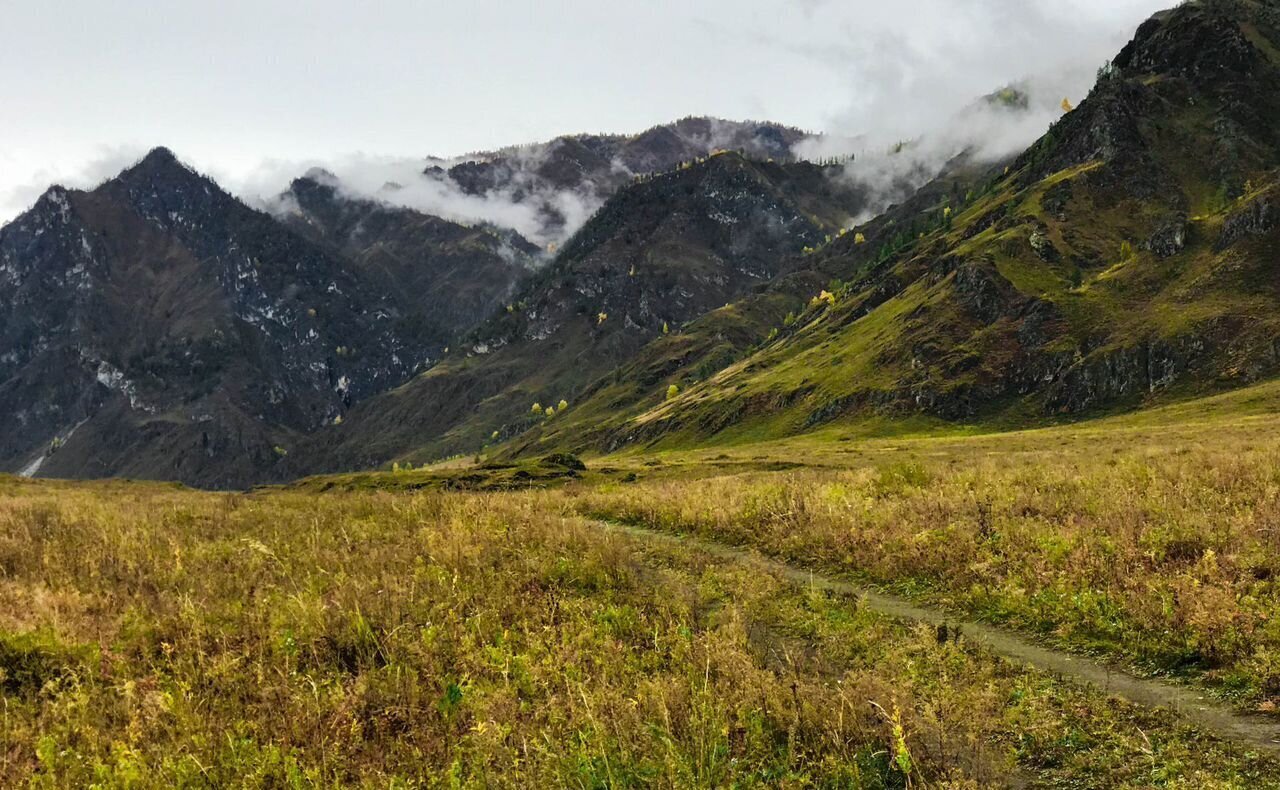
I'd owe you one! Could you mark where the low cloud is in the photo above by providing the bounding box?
[1,0,1169,245]
[237,116,810,249]
[231,147,609,250]
[771,0,1165,220]
[799,66,1103,220]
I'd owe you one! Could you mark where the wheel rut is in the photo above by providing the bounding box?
[599,519,1280,756]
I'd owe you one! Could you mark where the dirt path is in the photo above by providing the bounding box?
[599,519,1280,756]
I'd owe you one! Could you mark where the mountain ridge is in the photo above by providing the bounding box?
[289,151,872,472]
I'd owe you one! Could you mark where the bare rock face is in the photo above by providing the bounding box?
[1145,218,1189,257]
[1217,191,1275,251]
[1029,228,1060,262]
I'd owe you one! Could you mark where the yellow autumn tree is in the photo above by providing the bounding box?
[1061,97,1075,112]
[666,384,680,400]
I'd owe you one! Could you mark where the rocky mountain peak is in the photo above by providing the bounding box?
[1115,0,1279,79]
[1014,0,1280,189]
[24,184,77,226]
[99,147,233,233]
[116,146,202,186]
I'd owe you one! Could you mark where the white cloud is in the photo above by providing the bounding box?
[768,0,1160,142]
[778,0,1166,220]
[0,0,1172,232]
[233,149,607,248]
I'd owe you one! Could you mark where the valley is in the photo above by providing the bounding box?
[3,0,1280,785]
[7,379,1280,785]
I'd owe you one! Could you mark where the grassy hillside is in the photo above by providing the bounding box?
[491,0,1280,462]
[504,155,1003,459]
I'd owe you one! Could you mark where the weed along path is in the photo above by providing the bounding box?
[598,519,1280,756]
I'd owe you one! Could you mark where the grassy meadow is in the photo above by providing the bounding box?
[578,380,1280,706]
[6,381,1280,785]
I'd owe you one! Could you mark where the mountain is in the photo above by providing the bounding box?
[10,1,1280,487]
[0,149,437,487]
[0,118,830,488]
[293,151,871,471]
[503,152,1005,456]
[522,0,1280,452]
[422,117,814,244]
[277,172,539,347]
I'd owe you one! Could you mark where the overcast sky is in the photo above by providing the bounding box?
[0,0,1169,223]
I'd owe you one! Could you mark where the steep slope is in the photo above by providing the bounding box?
[568,0,1280,450]
[504,153,1005,455]
[0,149,435,487]
[295,152,871,470]
[278,172,539,347]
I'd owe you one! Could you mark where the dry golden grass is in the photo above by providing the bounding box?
[576,412,1280,709]
[0,476,1273,786]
